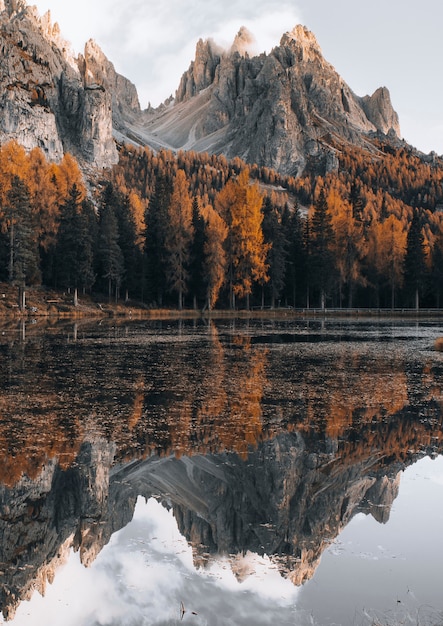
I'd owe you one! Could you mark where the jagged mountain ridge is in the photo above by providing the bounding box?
[0,2,401,175]
[132,25,401,176]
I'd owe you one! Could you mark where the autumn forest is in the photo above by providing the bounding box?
[1,137,443,310]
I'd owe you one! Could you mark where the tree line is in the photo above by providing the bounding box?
[1,138,443,309]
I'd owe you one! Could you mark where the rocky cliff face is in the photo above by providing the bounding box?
[78,39,141,131]
[137,25,400,176]
[0,1,118,167]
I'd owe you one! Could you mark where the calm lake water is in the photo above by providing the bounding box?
[0,317,442,626]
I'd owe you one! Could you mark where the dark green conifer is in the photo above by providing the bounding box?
[309,187,335,309]
[403,209,427,309]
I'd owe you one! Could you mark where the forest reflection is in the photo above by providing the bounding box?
[0,320,442,485]
[0,322,271,485]
[0,319,442,621]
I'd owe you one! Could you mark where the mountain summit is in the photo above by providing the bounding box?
[131,24,400,175]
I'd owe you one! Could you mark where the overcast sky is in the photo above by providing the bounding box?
[29,0,443,155]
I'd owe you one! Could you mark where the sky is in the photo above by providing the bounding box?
[29,0,443,155]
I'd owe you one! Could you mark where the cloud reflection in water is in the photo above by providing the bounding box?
[6,497,299,626]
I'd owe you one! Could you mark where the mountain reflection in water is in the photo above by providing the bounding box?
[0,318,442,624]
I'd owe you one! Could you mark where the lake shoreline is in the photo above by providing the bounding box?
[1,283,443,321]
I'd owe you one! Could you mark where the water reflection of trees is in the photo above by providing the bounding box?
[1,324,443,487]
[0,322,270,485]
[169,331,267,459]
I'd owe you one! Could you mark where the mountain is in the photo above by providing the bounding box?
[0,0,128,168]
[0,2,401,176]
[129,25,401,176]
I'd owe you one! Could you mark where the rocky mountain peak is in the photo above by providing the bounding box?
[79,37,141,125]
[0,0,27,17]
[175,36,222,103]
[141,23,402,176]
[362,85,400,136]
[282,24,322,54]
[0,5,403,177]
[230,25,255,56]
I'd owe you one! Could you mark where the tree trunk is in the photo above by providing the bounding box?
[9,222,14,283]
[18,285,26,311]
[73,288,78,307]
[415,287,419,311]
[348,281,353,309]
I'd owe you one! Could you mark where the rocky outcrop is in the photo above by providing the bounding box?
[138,24,401,176]
[176,37,222,103]
[361,86,400,136]
[79,39,141,130]
[0,2,118,167]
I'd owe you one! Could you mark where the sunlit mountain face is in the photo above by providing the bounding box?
[0,318,442,622]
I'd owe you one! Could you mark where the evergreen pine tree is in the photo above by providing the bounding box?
[403,209,427,309]
[97,189,124,303]
[431,234,443,308]
[262,196,288,308]
[55,183,82,291]
[144,174,171,306]
[77,198,96,294]
[189,196,207,309]
[55,185,96,302]
[309,187,335,309]
[283,204,306,308]
[103,183,141,300]
[6,175,40,287]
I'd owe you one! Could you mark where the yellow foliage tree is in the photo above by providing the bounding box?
[0,141,30,208]
[367,215,406,307]
[128,191,146,249]
[165,169,194,309]
[201,204,228,309]
[215,169,269,308]
[327,186,367,307]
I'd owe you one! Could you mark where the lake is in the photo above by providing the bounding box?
[0,317,442,626]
